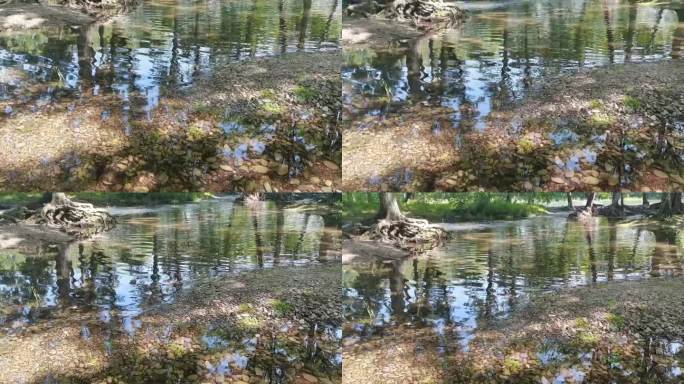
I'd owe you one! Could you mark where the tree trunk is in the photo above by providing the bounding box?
[643,193,649,207]
[377,193,404,221]
[566,193,573,209]
[658,192,684,217]
[585,192,596,208]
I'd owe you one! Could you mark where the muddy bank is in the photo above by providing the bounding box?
[343,61,684,192]
[0,263,342,384]
[343,277,684,384]
[0,50,342,192]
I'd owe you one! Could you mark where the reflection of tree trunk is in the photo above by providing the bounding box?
[320,0,338,46]
[389,259,406,322]
[607,224,616,281]
[169,9,180,84]
[651,227,680,276]
[279,0,288,54]
[567,193,573,209]
[624,0,637,61]
[193,6,201,79]
[643,193,649,207]
[602,0,615,64]
[293,213,310,258]
[484,249,495,319]
[649,8,664,52]
[252,209,264,267]
[55,243,72,306]
[298,0,312,51]
[273,204,285,264]
[673,9,684,59]
[585,227,597,283]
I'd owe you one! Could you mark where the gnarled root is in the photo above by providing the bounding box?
[381,0,466,30]
[30,193,115,238]
[360,217,445,253]
[568,206,598,221]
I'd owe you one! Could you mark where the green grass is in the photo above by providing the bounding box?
[623,95,641,111]
[588,99,604,109]
[271,298,294,317]
[0,193,45,206]
[342,194,549,223]
[70,192,216,206]
[293,85,316,102]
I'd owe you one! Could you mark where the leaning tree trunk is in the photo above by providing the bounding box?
[361,193,444,253]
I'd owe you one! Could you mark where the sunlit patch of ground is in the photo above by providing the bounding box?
[343,325,446,384]
[0,51,341,192]
[342,60,684,192]
[0,263,342,384]
[342,103,460,191]
[449,277,684,383]
[0,5,94,31]
[342,277,684,384]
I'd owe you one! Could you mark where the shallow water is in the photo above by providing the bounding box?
[0,198,336,330]
[343,0,683,190]
[343,216,683,378]
[0,198,341,382]
[0,0,340,120]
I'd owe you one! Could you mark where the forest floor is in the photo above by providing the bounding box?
[0,50,341,193]
[0,263,342,384]
[343,277,684,384]
[342,59,684,192]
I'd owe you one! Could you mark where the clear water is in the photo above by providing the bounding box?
[0,0,341,118]
[0,198,338,332]
[344,215,683,348]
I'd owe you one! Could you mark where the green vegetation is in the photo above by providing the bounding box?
[623,95,641,111]
[342,193,550,222]
[271,298,294,317]
[0,192,217,207]
[294,85,317,102]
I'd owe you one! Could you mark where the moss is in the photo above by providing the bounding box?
[271,298,294,317]
[607,313,625,330]
[573,331,599,349]
[575,317,590,329]
[238,315,263,332]
[503,356,522,374]
[261,100,284,114]
[588,99,604,109]
[623,95,641,111]
[589,114,616,129]
[294,85,316,102]
[517,138,535,155]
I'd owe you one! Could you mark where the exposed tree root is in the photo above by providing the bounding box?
[346,0,466,31]
[22,193,115,238]
[568,206,599,221]
[380,0,466,30]
[360,217,445,253]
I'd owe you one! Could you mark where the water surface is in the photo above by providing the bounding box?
[343,215,684,378]
[343,0,683,190]
[0,197,341,379]
[0,0,341,119]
